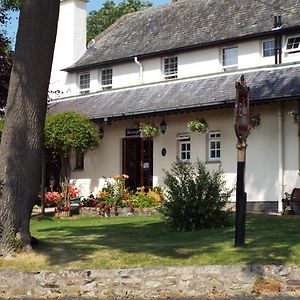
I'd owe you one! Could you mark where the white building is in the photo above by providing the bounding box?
[49,0,300,213]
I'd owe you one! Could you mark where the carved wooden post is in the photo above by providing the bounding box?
[234,75,250,248]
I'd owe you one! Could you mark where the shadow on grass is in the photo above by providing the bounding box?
[31,213,300,268]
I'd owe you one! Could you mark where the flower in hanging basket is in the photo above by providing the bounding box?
[139,123,159,138]
[249,113,261,129]
[288,111,300,123]
[187,118,209,134]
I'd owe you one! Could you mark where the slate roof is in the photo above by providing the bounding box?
[66,0,300,71]
[49,64,300,120]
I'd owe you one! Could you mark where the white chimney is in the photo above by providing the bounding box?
[49,0,88,98]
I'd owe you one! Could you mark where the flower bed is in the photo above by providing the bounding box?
[79,207,158,217]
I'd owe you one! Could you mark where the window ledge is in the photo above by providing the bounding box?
[206,160,221,164]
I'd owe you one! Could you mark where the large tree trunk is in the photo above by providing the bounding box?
[0,0,60,254]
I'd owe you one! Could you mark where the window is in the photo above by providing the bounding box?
[79,73,90,94]
[263,39,275,57]
[75,152,84,170]
[286,36,300,53]
[222,47,238,71]
[178,135,190,161]
[164,56,178,80]
[101,68,112,89]
[208,132,220,161]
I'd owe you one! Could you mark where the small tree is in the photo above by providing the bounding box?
[162,160,232,231]
[44,111,99,202]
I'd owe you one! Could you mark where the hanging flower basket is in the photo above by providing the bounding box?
[288,111,300,123]
[187,117,209,134]
[249,113,261,129]
[139,123,159,138]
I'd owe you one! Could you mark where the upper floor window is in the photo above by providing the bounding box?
[222,47,238,71]
[101,68,112,89]
[164,56,178,80]
[208,131,220,161]
[286,36,300,53]
[177,134,190,162]
[262,39,275,57]
[79,73,90,94]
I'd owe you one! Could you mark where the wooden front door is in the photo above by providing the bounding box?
[122,138,153,190]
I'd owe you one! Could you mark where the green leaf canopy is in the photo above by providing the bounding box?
[44,111,99,156]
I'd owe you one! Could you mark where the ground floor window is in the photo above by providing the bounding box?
[178,134,191,162]
[208,131,221,161]
[75,152,84,170]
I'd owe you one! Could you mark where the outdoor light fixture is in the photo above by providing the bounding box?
[99,127,104,140]
[160,120,167,134]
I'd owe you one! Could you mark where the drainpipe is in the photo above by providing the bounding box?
[134,57,144,84]
[278,103,284,213]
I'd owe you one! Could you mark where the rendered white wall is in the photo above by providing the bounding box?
[69,102,300,207]
[62,35,300,97]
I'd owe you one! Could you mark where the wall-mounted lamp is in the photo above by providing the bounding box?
[99,127,104,140]
[160,120,167,134]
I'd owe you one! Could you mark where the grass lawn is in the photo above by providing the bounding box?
[0,213,299,271]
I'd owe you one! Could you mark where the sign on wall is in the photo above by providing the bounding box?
[234,75,250,143]
[126,128,141,137]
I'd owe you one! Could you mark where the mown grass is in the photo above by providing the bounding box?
[0,213,299,271]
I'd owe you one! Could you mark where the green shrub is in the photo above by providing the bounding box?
[162,160,232,231]
[130,187,162,208]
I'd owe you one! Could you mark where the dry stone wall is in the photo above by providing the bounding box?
[0,265,300,298]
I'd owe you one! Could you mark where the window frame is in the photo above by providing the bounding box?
[79,72,90,95]
[285,35,300,53]
[208,131,221,162]
[163,56,178,80]
[222,46,238,71]
[75,152,84,170]
[101,68,113,89]
[177,134,191,162]
[262,39,275,57]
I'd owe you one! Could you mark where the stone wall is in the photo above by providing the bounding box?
[0,265,300,298]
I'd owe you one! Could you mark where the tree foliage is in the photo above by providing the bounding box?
[162,160,232,231]
[87,0,152,41]
[44,111,99,156]
[44,111,99,185]
[0,3,14,115]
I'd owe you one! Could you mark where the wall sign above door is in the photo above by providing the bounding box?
[125,128,141,137]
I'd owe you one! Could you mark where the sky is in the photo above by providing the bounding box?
[5,0,171,47]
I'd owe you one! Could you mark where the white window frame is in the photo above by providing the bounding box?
[285,35,300,53]
[208,131,221,161]
[177,134,191,162]
[163,56,178,80]
[262,39,275,57]
[79,72,90,95]
[101,68,113,89]
[222,46,238,71]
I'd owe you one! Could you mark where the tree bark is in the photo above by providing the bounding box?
[0,0,60,254]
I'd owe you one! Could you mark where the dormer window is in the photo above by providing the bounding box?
[164,56,178,80]
[262,39,275,57]
[79,73,90,94]
[286,36,300,53]
[222,47,238,71]
[101,68,113,90]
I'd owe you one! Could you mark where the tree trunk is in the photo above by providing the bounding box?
[0,0,60,254]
